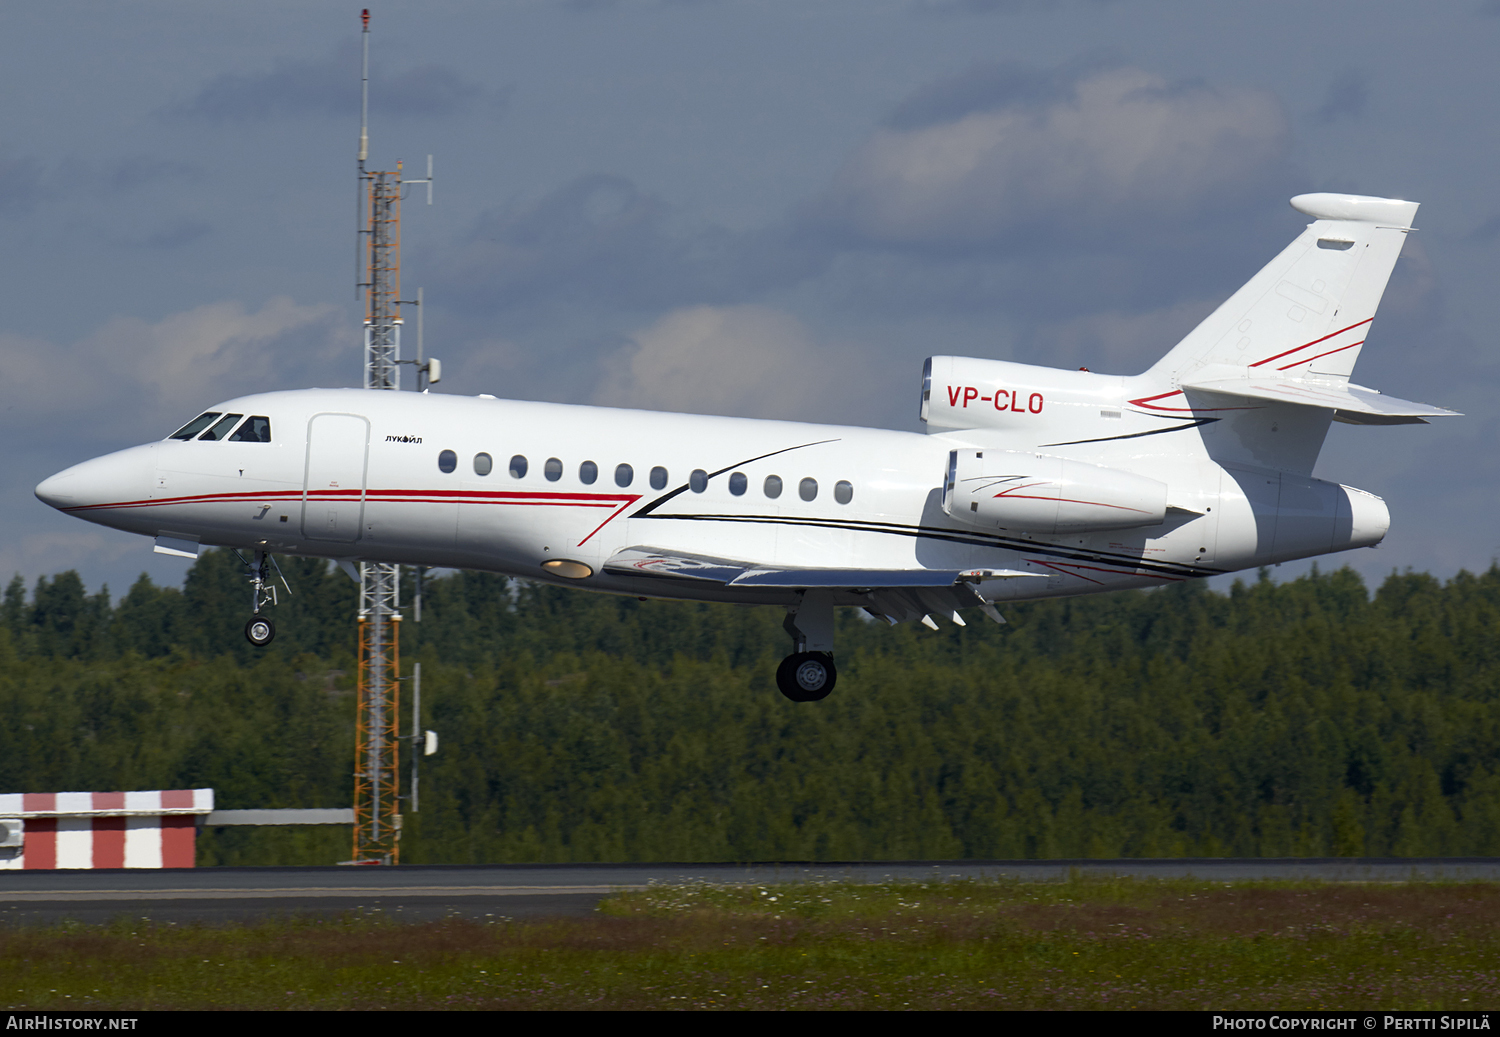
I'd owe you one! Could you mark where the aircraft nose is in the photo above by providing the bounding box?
[34,469,79,509]
[35,446,154,515]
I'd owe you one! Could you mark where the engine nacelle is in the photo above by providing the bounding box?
[943,449,1168,534]
[922,355,1123,432]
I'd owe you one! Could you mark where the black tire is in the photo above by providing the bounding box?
[775,651,836,702]
[245,614,275,647]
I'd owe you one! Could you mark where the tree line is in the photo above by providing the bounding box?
[2,553,1498,864]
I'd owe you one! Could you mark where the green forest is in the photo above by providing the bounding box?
[3,551,1499,866]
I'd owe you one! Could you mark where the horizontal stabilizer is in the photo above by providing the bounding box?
[1179,375,1459,424]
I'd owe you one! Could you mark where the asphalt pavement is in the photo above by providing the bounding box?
[1,858,1497,926]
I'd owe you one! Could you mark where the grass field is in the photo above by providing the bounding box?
[1,877,1495,1010]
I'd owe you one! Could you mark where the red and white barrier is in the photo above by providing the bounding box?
[0,789,214,870]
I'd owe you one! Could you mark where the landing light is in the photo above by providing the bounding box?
[541,559,593,579]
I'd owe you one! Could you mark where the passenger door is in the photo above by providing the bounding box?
[302,413,369,543]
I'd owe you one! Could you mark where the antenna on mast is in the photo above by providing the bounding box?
[348,6,440,867]
[359,9,370,169]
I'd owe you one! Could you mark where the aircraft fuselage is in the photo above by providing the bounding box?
[35,385,1385,609]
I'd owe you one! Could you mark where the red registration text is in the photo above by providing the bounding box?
[946,385,1044,414]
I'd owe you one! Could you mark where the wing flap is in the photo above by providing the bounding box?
[603,547,1037,591]
[601,547,747,583]
[731,568,964,588]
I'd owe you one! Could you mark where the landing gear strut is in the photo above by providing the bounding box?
[776,591,837,702]
[240,549,282,647]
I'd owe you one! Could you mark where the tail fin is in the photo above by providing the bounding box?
[1148,193,1417,384]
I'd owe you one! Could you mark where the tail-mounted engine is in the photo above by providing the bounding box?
[943,449,1168,535]
[921,355,1122,432]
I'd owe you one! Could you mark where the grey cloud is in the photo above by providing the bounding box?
[564,0,724,9]
[106,157,197,193]
[800,229,1289,325]
[134,218,212,251]
[0,156,48,215]
[914,0,1121,14]
[1465,214,1500,243]
[427,62,1298,366]
[593,305,870,421]
[1315,70,1369,124]
[0,154,195,217]
[169,42,493,122]
[803,64,1293,257]
[883,56,1114,131]
[1378,237,1441,325]
[0,298,351,449]
[1016,299,1217,374]
[432,174,819,319]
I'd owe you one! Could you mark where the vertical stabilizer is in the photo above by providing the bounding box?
[1147,194,1417,386]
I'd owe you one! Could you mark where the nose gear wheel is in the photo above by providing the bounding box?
[245,614,275,647]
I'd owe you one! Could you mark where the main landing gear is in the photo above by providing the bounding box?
[240,549,283,647]
[776,651,836,702]
[776,592,837,702]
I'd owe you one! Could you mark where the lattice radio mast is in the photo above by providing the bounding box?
[351,8,434,865]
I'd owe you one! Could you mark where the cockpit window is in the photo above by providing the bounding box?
[229,416,272,442]
[169,413,221,440]
[197,414,244,441]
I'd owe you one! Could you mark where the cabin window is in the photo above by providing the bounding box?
[763,475,782,499]
[229,416,272,443]
[580,460,598,485]
[473,452,493,476]
[545,457,563,482]
[690,469,708,493]
[799,477,818,502]
[438,450,457,473]
[510,455,528,479]
[834,480,853,505]
[198,414,244,441]
[615,463,634,487]
[728,472,747,496]
[650,466,668,490]
[169,413,220,440]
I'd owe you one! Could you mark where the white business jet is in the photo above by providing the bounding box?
[35,193,1456,701]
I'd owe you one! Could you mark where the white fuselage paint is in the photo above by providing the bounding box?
[38,195,1447,625]
[35,385,1388,608]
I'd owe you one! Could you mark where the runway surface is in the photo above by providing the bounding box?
[2,858,1498,926]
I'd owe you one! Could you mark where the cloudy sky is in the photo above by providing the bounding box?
[4,0,1497,598]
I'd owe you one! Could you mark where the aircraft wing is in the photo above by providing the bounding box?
[603,547,1041,626]
[1179,375,1460,425]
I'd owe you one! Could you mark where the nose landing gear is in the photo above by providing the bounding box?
[776,591,837,702]
[245,613,275,647]
[239,549,287,647]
